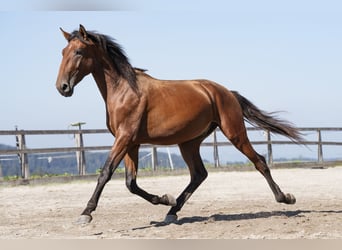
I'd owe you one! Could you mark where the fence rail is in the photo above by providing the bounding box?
[1,127,342,180]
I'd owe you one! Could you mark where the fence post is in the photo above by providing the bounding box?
[71,122,86,176]
[16,130,29,179]
[74,130,86,176]
[151,146,158,171]
[266,130,273,165]
[213,130,220,167]
[317,129,323,163]
[167,147,174,170]
[0,163,3,180]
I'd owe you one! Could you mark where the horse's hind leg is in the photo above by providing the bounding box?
[221,124,296,204]
[165,139,208,222]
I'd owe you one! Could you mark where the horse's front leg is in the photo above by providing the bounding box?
[124,145,177,207]
[76,137,129,224]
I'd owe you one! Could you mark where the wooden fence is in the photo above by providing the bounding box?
[1,127,342,180]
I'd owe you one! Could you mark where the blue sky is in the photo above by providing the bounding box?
[0,1,342,151]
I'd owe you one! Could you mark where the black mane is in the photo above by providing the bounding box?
[69,30,138,92]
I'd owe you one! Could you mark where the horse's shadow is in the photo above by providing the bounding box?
[132,209,342,229]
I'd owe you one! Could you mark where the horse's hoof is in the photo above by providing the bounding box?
[162,194,177,206]
[164,214,178,223]
[285,193,296,204]
[75,215,92,225]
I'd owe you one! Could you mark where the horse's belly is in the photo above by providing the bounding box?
[139,105,214,145]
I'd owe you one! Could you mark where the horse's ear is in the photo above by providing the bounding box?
[60,27,71,41]
[79,24,88,41]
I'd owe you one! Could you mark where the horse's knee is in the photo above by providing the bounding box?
[201,169,208,181]
[125,178,138,194]
[192,168,208,184]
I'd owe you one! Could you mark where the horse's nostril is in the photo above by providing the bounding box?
[62,83,69,91]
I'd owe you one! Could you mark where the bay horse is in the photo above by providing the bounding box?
[56,25,302,224]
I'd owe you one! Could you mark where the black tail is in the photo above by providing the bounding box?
[232,91,303,143]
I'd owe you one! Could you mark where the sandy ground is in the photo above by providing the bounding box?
[0,166,341,239]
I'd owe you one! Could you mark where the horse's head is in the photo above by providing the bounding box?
[56,25,96,97]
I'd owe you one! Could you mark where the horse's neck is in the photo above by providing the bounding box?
[92,63,144,135]
[91,60,116,98]
[92,65,137,103]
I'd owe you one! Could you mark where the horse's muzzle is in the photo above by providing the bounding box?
[57,82,74,97]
